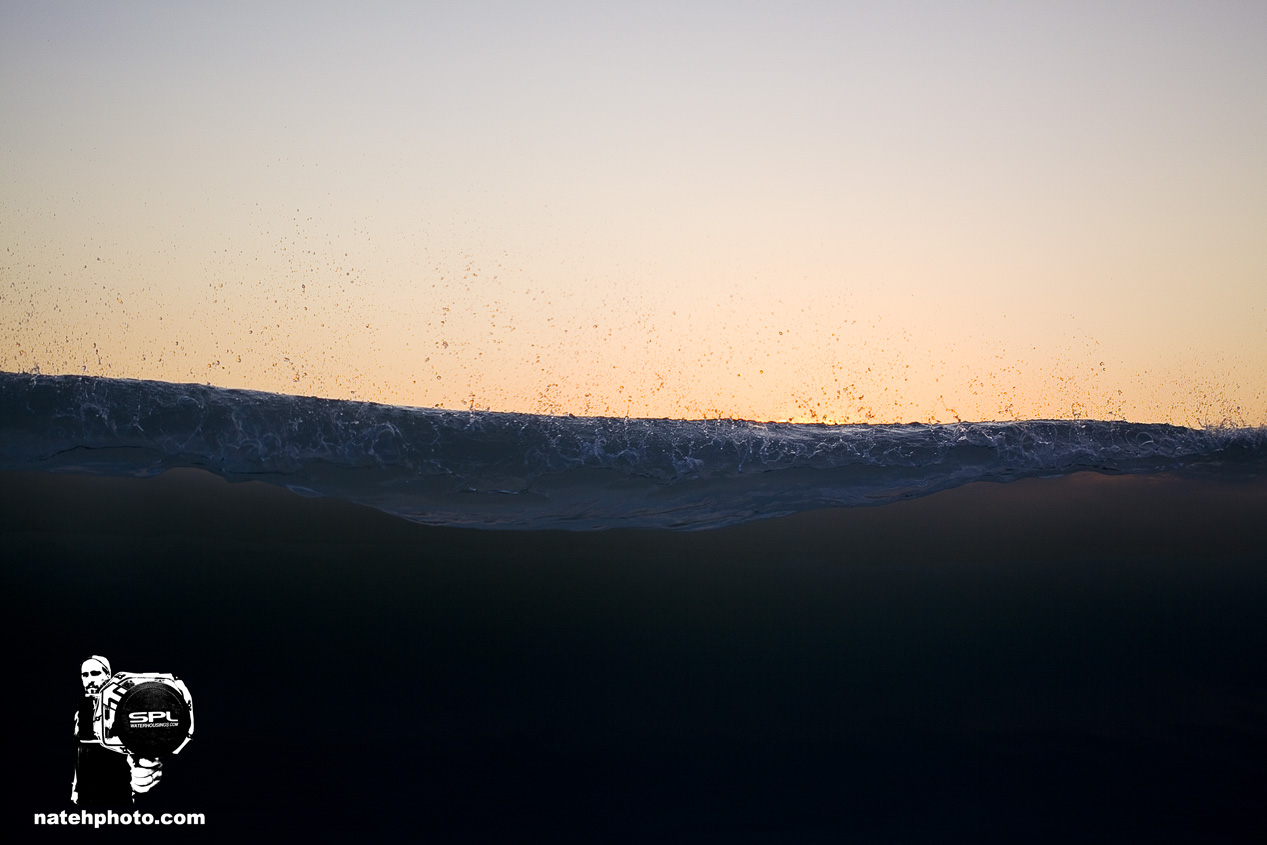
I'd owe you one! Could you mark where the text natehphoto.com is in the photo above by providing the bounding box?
[34,810,205,827]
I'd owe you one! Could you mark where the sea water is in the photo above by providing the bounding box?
[4,372,1266,840]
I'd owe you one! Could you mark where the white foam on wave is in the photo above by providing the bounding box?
[2,373,1263,530]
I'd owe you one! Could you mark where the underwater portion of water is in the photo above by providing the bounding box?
[4,462,1266,840]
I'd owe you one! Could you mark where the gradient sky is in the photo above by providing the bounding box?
[3,1,1264,425]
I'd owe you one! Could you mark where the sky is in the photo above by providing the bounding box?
[2,0,1264,425]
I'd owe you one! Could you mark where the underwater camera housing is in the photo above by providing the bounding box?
[82,673,194,758]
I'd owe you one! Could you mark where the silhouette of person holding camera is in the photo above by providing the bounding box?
[72,656,163,807]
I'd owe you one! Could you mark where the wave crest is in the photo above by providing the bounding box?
[2,373,1262,529]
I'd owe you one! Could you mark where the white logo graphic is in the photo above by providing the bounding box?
[128,711,178,724]
[73,656,194,808]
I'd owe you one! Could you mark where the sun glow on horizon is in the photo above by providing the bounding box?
[3,2,1265,428]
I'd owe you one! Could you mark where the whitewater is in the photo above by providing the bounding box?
[1,372,1263,530]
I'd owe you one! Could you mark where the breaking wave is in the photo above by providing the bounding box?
[2,373,1263,530]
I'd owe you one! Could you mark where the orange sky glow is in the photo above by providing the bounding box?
[3,2,1264,426]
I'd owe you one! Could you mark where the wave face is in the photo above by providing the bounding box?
[2,372,1264,530]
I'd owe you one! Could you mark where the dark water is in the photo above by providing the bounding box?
[3,372,1263,529]
[4,374,1266,841]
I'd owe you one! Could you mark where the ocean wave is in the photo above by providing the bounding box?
[2,372,1263,530]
